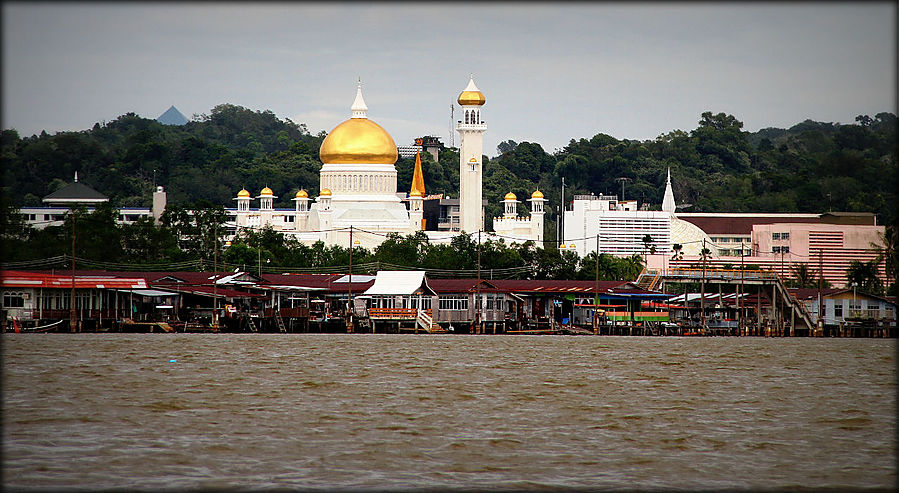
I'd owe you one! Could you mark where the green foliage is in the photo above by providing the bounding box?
[846,260,884,295]
[2,104,896,279]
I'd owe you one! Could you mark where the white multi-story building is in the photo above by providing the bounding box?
[562,193,672,257]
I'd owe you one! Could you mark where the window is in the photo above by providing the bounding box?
[772,233,780,240]
[834,303,843,318]
[3,291,25,308]
[781,232,790,240]
[438,295,468,311]
[409,297,432,310]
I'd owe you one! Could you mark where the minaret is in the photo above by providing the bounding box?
[502,192,518,219]
[258,187,276,227]
[662,168,676,214]
[456,75,486,233]
[318,188,332,243]
[409,151,426,231]
[234,188,252,228]
[293,189,310,231]
[152,186,167,225]
[528,189,546,243]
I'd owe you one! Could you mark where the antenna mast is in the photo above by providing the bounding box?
[450,102,454,147]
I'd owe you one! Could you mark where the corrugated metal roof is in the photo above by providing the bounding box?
[364,271,435,296]
[1,270,146,289]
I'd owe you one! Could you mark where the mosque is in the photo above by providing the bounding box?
[229,77,546,250]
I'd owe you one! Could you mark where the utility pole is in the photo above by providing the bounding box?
[739,241,745,336]
[476,229,482,334]
[559,177,565,248]
[348,226,354,333]
[70,211,77,332]
[817,248,823,336]
[700,238,706,331]
[594,233,599,335]
[212,224,218,327]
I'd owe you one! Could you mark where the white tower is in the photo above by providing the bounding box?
[152,186,167,225]
[662,168,676,214]
[234,188,252,228]
[528,189,546,243]
[502,192,518,218]
[456,75,486,233]
[317,188,332,243]
[258,187,276,226]
[293,189,310,231]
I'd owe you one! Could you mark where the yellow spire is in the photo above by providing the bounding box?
[410,150,426,197]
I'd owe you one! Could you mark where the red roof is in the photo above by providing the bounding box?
[678,215,823,235]
[260,273,374,293]
[789,288,847,300]
[160,284,264,299]
[0,270,147,289]
[491,279,632,293]
[427,278,501,293]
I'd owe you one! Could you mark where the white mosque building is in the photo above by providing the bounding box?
[228,77,546,250]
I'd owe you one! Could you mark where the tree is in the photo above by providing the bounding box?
[787,263,823,289]
[671,243,684,261]
[846,260,884,295]
[496,139,518,156]
[160,200,227,266]
[871,224,897,292]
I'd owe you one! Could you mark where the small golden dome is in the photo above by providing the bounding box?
[237,189,251,198]
[260,187,273,196]
[531,189,544,199]
[295,189,308,198]
[458,77,486,106]
[319,118,398,165]
[410,190,423,197]
[458,91,486,106]
[320,188,332,197]
[504,192,517,201]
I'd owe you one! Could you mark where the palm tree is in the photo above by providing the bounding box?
[847,260,884,295]
[871,224,897,290]
[671,243,684,261]
[789,263,817,289]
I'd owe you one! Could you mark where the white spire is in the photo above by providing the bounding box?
[463,75,480,92]
[74,171,79,182]
[662,167,676,213]
[351,77,368,118]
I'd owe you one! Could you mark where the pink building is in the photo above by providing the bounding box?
[649,212,886,288]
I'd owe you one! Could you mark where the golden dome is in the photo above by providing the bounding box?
[295,189,308,198]
[260,187,273,196]
[320,188,332,197]
[237,189,251,198]
[458,91,486,106]
[531,189,544,199]
[319,118,398,164]
[504,192,517,201]
[458,76,486,106]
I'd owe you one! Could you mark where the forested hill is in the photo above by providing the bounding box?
[2,107,896,228]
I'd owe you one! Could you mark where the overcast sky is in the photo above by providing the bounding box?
[2,2,895,156]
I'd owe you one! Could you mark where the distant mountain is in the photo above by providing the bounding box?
[157,106,188,125]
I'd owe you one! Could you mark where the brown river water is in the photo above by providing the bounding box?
[2,334,896,491]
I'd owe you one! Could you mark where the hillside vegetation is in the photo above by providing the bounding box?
[2,107,896,232]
